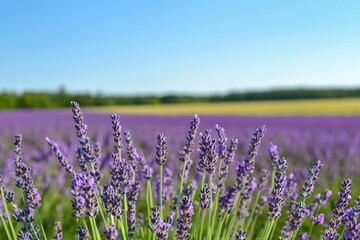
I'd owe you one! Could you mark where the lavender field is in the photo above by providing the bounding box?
[0,104,359,239]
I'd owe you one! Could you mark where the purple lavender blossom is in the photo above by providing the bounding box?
[199,183,210,210]
[155,133,168,166]
[5,189,14,202]
[218,138,238,190]
[46,137,75,177]
[143,165,153,180]
[124,130,142,171]
[343,217,360,240]
[259,168,270,191]
[104,224,118,240]
[302,160,323,199]
[299,232,308,240]
[111,113,122,149]
[12,204,34,223]
[243,125,266,173]
[242,177,257,200]
[13,134,41,209]
[127,181,140,237]
[197,130,217,174]
[101,183,123,218]
[149,206,160,232]
[176,196,194,240]
[71,101,95,165]
[268,171,286,219]
[215,124,228,160]
[268,141,280,169]
[321,178,352,240]
[311,213,324,225]
[220,186,238,213]
[81,171,98,217]
[52,221,63,239]
[70,174,86,218]
[76,226,89,240]
[109,153,134,195]
[179,114,200,163]
[178,114,200,181]
[316,189,332,206]
[235,229,247,240]
[155,211,174,240]
[289,201,307,231]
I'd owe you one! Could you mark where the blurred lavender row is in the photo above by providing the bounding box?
[1,110,359,189]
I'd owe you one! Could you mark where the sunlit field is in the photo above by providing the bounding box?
[88,98,360,115]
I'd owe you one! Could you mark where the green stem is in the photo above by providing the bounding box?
[1,194,16,240]
[179,157,188,196]
[244,190,261,231]
[214,213,227,240]
[269,219,278,240]
[90,162,109,227]
[123,196,129,237]
[116,218,127,240]
[0,215,12,240]
[146,181,151,222]
[338,227,346,240]
[308,206,321,238]
[160,165,164,219]
[199,210,206,239]
[193,173,206,240]
[89,217,97,240]
[206,174,213,240]
[211,160,223,232]
[261,218,275,240]
[30,222,41,240]
[36,208,47,240]
[248,215,258,239]
[224,176,248,240]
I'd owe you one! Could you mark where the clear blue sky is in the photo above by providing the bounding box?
[0,1,359,95]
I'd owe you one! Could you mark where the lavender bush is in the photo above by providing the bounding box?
[0,102,359,239]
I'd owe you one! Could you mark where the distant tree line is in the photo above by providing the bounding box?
[1,88,360,109]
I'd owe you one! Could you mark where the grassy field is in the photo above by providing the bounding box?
[87,97,360,115]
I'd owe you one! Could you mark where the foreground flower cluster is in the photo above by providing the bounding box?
[0,101,359,239]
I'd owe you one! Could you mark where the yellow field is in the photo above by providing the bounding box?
[87,98,360,115]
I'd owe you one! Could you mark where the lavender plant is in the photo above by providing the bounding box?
[0,101,359,239]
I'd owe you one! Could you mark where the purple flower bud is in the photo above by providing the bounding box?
[317,213,325,224]
[104,224,118,240]
[299,232,308,240]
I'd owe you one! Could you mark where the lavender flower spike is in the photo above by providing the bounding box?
[176,196,194,240]
[244,125,266,173]
[46,137,75,177]
[302,160,323,198]
[111,113,123,155]
[197,130,217,174]
[268,171,287,218]
[268,141,280,169]
[13,134,41,209]
[70,101,94,164]
[199,183,210,210]
[179,114,200,163]
[321,178,352,240]
[156,133,168,166]
[104,224,118,240]
[76,226,89,240]
[52,221,63,240]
